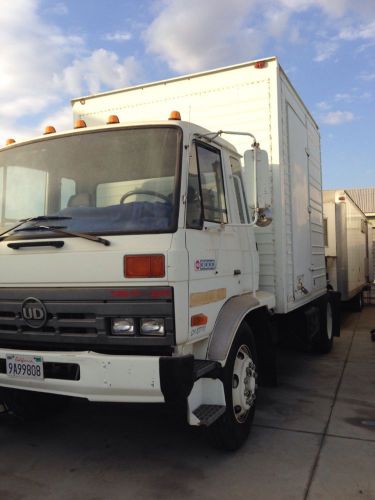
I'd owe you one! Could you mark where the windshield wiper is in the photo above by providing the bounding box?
[0,215,72,241]
[15,224,111,246]
[20,215,72,222]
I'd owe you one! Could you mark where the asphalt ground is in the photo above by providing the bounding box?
[0,307,374,500]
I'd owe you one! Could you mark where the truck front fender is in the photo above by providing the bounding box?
[207,293,260,363]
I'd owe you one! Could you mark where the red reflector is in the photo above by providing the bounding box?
[151,289,172,299]
[255,61,266,69]
[111,289,142,298]
[125,255,165,278]
[191,313,208,327]
[338,196,346,201]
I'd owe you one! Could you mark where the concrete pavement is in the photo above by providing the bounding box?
[0,307,374,499]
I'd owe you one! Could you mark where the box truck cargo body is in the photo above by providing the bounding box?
[0,57,339,450]
[323,189,372,307]
[73,56,326,314]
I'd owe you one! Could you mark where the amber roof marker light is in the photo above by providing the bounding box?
[44,125,56,135]
[169,111,181,120]
[107,115,120,124]
[5,138,16,145]
[74,119,87,129]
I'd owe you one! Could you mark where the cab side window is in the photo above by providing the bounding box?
[196,144,227,224]
[186,147,203,229]
[230,156,248,223]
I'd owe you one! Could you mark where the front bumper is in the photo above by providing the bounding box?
[0,348,168,402]
[0,348,196,403]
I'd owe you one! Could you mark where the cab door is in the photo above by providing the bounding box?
[185,141,243,341]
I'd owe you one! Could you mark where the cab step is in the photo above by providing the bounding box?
[193,360,221,380]
[193,404,225,426]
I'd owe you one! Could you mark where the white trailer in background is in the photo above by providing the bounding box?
[0,57,340,450]
[323,189,372,309]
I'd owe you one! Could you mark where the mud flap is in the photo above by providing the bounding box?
[328,290,341,337]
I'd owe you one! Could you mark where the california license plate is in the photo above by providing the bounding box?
[6,354,44,379]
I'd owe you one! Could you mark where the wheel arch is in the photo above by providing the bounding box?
[207,293,277,386]
[207,293,260,363]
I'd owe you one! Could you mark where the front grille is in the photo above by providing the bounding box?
[0,287,174,351]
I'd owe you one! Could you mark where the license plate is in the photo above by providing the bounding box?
[6,354,44,380]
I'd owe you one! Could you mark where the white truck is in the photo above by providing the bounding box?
[323,189,372,310]
[0,57,339,450]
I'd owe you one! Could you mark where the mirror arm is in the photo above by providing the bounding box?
[195,130,260,225]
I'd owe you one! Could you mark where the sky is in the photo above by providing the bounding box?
[0,0,374,189]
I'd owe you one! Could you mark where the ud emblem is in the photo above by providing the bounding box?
[21,297,47,329]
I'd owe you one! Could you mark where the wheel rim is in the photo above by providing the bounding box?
[232,344,257,423]
[327,302,333,340]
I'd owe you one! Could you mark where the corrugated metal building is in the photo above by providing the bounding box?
[347,188,375,302]
[347,188,375,219]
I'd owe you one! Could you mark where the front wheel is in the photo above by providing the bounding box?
[208,323,258,451]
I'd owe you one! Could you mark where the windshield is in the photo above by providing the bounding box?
[0,126,181,238]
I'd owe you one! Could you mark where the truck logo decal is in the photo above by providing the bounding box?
[194,259,216,271]
[21,297,47,329]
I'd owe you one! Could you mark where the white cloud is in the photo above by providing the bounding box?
[0,1,141,143]
[339,20,375,40]
[0,0,84,124]
[321,110,355,124]
[278,0,375,18]
[104,31,132,42]
[359,72,375,81]
[314,41,339,62]
[144,0,375,73]
[57,50,141,96]
[43,2,68,16]
[317,101,331,110]
[144,0,261,73]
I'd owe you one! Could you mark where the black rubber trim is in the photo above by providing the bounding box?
[159,355,194,403]
[8,241,64,249]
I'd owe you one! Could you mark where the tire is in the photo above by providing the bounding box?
[1,388,70,420]
[312,298,334,354]
[208,323,258,451]
[351,292,364,312]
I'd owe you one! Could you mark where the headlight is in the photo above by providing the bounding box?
[112,318,135,335]
[140,318,165,336]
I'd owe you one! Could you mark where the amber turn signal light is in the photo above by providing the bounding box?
[191,313,208,327]
[125,254,165,278]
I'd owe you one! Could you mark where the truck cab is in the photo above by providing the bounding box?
[0,115,275,450]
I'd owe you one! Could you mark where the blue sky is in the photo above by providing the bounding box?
[0,0,374,189]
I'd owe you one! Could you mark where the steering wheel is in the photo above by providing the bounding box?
[120,190,171,204]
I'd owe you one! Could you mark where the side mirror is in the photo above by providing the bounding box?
[243,148,272,227]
